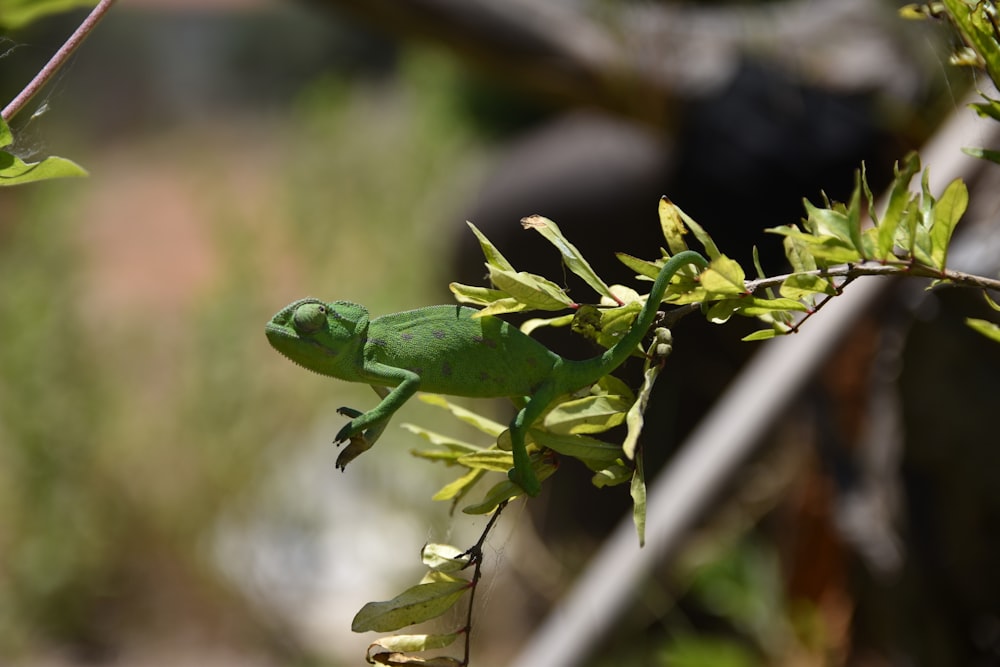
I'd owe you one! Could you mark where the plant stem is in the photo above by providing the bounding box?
[2,0,117,123]
[743,262,1000,295]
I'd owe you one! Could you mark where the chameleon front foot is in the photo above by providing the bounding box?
[336,434,373,470]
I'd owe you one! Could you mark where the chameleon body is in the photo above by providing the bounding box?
[265,250,707,496]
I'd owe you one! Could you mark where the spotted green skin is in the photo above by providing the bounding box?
[265,250,708,496]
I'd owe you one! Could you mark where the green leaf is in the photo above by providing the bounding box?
[521,313,574,336]
[0,0,96,30]
[966,318,1000,342]
[421,544,470,573]
[699,256,747,298]
[962,146,1000,165]
[623,365,662,460]
[416,394,506,436]
[929,178,968,270]
[521,215,618,301]
[658,196,691,255]
[402,424,482,454]
[0,151,87,186]
[782,234,818,273]
[456,450,514,472]
[352,580,469,633]
[941,0,1000,85]
[0,117,12,149]
[670,199,722,259]
[631,456,647,547]
[487,266,574,310]
[447,282,511,306]
[466,222,515,271]
[742,329,778,341]
[542,394,631,435]
[734,296,809,316]
[462,460,556,514]
[528,429,623,467]
[591,463,632,488]
[846,170,865,258]
[365,631,462,658]
[779,273,835,300]
[616,252,661,280]
[431,468,485,502]
[969,95,1000,122]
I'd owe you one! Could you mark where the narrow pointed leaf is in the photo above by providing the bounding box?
[416,394,506,436]
[432,468,485,502]
[631,456,647,547]
[466,222,515,271]
[929,178,968,270]
[967,318,1000,343]
[521,215,617,301]
[658,196,690,255]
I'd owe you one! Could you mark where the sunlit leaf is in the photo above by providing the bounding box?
[0,151,87,186]
[366,632,462,658]
[742,329,779,341]
[421,544,470,573]
[669,198,722,259]
[0,0,96,30]
[456,450,514,472]
[466,221,515,271]
[462,460,557,514]
[487,266,574,310]
[967,318,1000,342]
[352,580,469,633]
[631,456,647,547]
[699,256,747,297]
[779,273,835,300]
[416,394,506,436]
[658,196,690,255]
[521,215,618,301]
[521,312,574,336]
[929,178,968,270]
[431,468,485,502]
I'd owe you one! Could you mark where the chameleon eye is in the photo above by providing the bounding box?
[293,303,327,334]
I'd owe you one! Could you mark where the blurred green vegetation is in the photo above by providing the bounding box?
[0,46,490,661]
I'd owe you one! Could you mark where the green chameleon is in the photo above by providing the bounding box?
[265,250,707,496]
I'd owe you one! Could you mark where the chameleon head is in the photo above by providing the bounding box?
[265,298,370,377]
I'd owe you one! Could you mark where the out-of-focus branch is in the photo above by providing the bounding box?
[319,0,931,124]
[2,0,117,123]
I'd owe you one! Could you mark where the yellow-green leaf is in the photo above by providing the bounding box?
[929,178,968,270]
[542,394,631,434]
[967,318,1000,343]
[658,196,690,255]
[352,580,469,632]
[521,215,617,301]
[699,256,746,297]
[487,266,573,310]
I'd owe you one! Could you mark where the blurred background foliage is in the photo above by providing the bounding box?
[0,1,996,666]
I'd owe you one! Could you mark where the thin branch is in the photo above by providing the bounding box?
[460,500,508,666]
[2,0,117,123]
[742,261,1000,295]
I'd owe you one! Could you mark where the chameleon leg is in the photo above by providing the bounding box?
[334,386,393,470]
[507,382,556,496]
